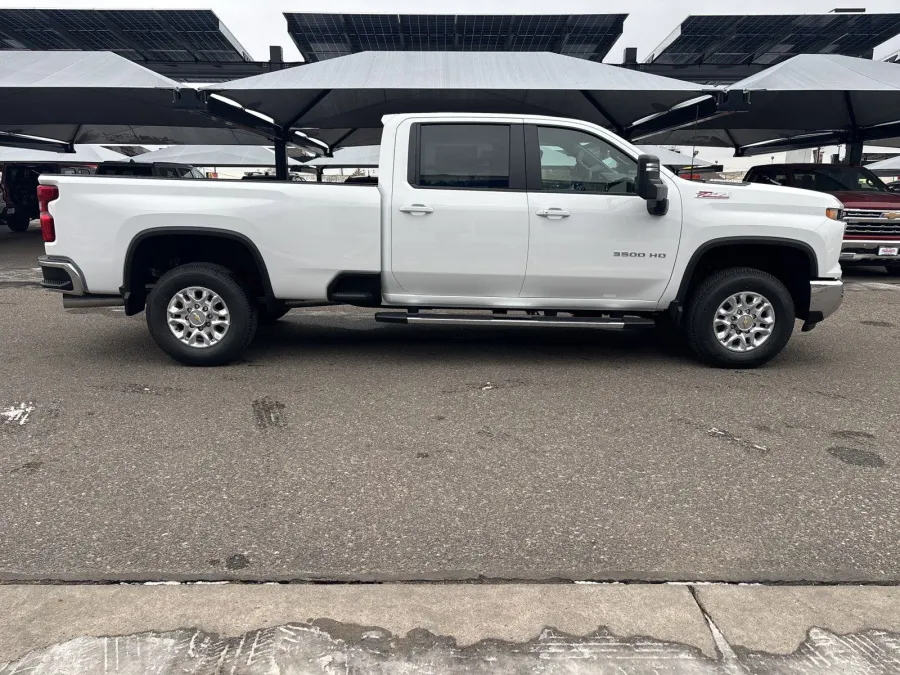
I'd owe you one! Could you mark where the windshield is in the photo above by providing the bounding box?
[790,166,889,193]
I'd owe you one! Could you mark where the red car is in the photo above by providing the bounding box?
[745,164,900,275]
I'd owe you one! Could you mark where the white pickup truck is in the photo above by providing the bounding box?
[37,113,845,368]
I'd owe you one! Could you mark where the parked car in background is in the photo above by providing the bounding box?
[745,163,900,275]
[95,162,205,179]
[1,163,94,232]
[886,180,900,192]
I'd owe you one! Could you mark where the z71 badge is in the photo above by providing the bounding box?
[696,190,731,199]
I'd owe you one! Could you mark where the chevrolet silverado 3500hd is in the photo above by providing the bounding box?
[37,113,845,368]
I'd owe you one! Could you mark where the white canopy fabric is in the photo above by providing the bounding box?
[635,145,716,170]
[0,145,123,164]
[134,145,303,167]
[0,52,265,148]
[205,51,707,146]
[865,155,900,175]
[636,54,900,153]
[305,145,381,168]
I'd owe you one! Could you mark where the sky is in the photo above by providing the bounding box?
[3,0,900,64]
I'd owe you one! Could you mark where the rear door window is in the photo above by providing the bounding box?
[415,124,511,190]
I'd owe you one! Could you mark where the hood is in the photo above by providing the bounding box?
[828,191,900,209]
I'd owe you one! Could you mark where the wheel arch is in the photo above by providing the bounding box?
[672,237,818,323]
[121,227,275,316]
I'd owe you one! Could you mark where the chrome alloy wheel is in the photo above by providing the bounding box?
[167,286,230,348]
[713,292,775,353]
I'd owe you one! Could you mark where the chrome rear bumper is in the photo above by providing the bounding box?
[38,256,86,295]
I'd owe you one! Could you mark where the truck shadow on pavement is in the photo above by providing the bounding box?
[249,318,688,365]
[238,314,830,370]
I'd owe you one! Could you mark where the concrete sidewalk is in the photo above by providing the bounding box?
[2,584,900,673]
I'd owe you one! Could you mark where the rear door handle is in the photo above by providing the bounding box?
[398,204,434,215]
[536,208,571,219]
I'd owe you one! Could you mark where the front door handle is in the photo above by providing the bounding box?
[398,204,434,215]
[536,208,571,219]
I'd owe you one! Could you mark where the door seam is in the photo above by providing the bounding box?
[517,192,533,298]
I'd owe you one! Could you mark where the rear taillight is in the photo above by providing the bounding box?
[37,185,59,243]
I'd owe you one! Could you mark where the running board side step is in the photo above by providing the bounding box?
[374,312,655,329]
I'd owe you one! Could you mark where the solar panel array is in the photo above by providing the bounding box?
[0,9,248,63]
[650,13,900,66]
[285,13,626,62]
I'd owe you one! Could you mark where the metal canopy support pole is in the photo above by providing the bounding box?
[847,141,864,167]
[843,91,863,166]
[723,129,740,153]
[328,128,357,150]
[274,134,289,181]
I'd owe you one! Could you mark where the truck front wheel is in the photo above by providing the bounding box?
[685,267,795,368]
[146,263,258,366]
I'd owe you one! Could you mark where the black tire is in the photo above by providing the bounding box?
[685,267,795,368]
[885,264,900,277]
[6,215,30,232]
[146,263,258,366]
[258,303,289,325]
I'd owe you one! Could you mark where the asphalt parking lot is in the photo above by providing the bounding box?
[1,224,899,583]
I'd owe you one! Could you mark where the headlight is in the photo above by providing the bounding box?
[826,207,843,221]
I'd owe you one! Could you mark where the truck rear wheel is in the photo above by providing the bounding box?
[146,263,258,366]
[685,267,794,368]
[886,263,900,277]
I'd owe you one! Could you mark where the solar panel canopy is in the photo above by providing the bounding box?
[0,9,249,63]
[649,13,900,67]
[285,13,626,62]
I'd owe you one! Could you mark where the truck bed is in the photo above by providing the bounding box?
[40,176,383,300]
